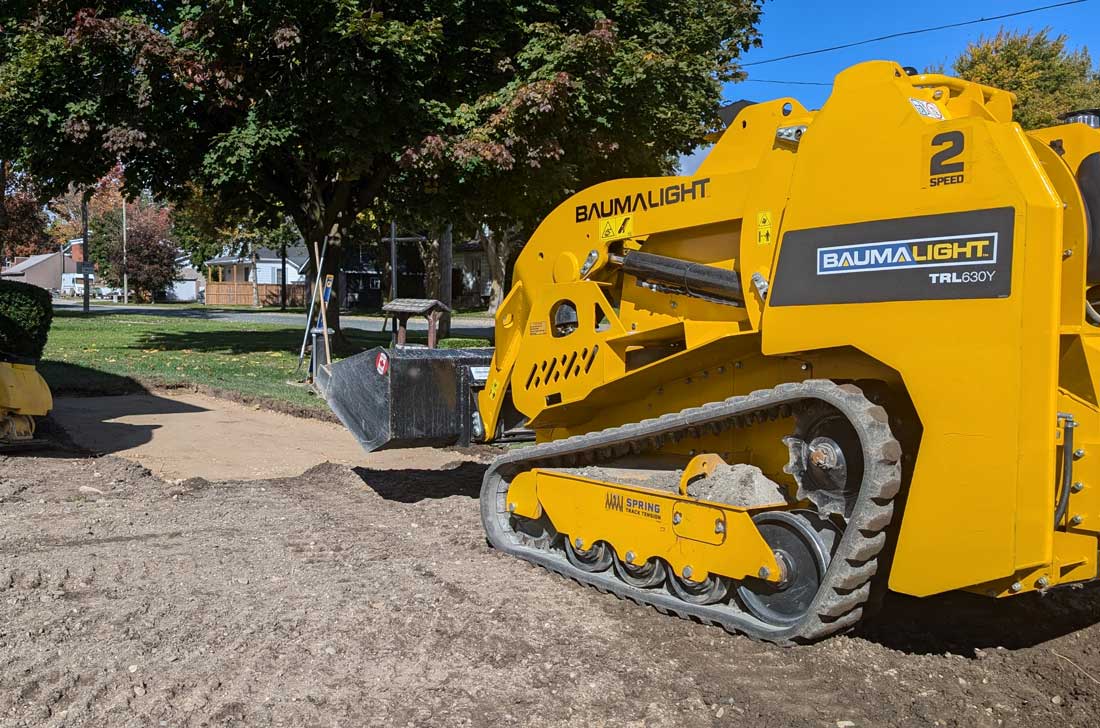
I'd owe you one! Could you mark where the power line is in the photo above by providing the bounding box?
[741,78,832,86]
[743,0,1088,67]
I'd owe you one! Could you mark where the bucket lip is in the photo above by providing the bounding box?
[321,356,391,453]
[379,345,495,360]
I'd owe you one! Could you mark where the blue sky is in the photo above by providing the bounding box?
[681,0,1100,172]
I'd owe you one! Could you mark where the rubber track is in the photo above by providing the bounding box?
[480,380,902,644]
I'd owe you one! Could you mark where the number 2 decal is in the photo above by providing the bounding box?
[928,131,966,187]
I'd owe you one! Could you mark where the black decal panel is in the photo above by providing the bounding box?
[769,207,1014,305]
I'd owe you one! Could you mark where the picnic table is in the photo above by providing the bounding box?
[382,298,451,348]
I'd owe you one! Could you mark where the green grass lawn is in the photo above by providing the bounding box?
[66,299,494,319]
[41,310,490,413]
[67,300,312,315]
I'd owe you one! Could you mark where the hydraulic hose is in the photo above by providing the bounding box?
[1087,300,1100,326]
[621,250,744,303]
[1055,414,1077,528]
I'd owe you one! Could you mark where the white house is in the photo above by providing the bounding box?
[162,256,206,302]
[204,246,309,305]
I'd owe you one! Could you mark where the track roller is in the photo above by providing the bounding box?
[612,553,668,588]
[668,571,730,605]
[564,538,613,572]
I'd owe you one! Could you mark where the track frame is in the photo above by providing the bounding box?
[480,379,902,644]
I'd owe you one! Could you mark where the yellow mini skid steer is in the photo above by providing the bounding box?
[0,358,50,446]
[318,61,1100,643]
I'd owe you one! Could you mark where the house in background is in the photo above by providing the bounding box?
[204,246,308,305]
[1,238,92,293]
[453,238,491,309]
[160,255,206,302]
[338,264,385,311]
[1,251,78,292]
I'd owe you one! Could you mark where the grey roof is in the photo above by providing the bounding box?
[205,246,310,269]
[382,298,451,315]
[454,239,484,253]
[1,252,57,276]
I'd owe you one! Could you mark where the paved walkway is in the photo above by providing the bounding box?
[52,299,495,338]
[51,392,467,481]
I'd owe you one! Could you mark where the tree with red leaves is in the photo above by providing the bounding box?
[89,195,177,302]
[0,163,52,265]
[46,165,125,248]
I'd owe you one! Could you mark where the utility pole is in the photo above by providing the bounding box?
[121,197,128,303]
[81,196,90,313]
[280,241,288,311]
[0,160,8,270]
[439,223,453,339]
[389,221,398,334]
[389,221,397,300]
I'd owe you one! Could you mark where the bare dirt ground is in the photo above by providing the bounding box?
[49,392,456,480]
[2,401,1100,726]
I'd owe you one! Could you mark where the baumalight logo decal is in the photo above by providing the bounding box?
[816,233,997,275]
[576,178,710,223]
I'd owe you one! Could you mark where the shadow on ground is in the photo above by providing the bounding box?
[49,392,209,455]
[135,328,389,357]
[51,306,217,320]
[39,361,149,396]
[857,583,1100,655]
[353,461,487,502]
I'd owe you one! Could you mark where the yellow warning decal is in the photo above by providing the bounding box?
[598,214,634,242]
[529,320,548,336]
[756,210,774,245]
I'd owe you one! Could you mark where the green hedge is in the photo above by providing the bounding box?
[0,280,53,360]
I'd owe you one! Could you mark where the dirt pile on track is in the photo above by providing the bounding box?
[2,450,1100,727]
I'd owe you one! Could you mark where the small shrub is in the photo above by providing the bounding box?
[0,280,53,360]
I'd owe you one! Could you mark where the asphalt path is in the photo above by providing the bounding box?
[51,299,495,339]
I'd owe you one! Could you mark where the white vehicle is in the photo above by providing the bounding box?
[61,272,94,297]
[96,286,123,300]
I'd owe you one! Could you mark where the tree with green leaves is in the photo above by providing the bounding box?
[170,189,239,273]
[396,7,764,311]
[952,28,1100,130]
[0,1,762,332]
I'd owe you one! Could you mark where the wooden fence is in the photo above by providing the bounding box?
[205,282,307,306]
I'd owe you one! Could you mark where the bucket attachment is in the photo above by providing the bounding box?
[315,346,493,453]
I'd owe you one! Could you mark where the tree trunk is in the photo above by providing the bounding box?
[483,225,516,315]
[291,170,392,347]
[418,234,441,300]
[250,246,261,308]
[438,223,453,339]
[0,160,8,266]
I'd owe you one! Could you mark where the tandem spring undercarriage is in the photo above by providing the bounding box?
[479,380,902,644]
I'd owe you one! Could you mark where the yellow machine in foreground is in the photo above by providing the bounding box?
[0,360,51,444]
[322,61,1100,642]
